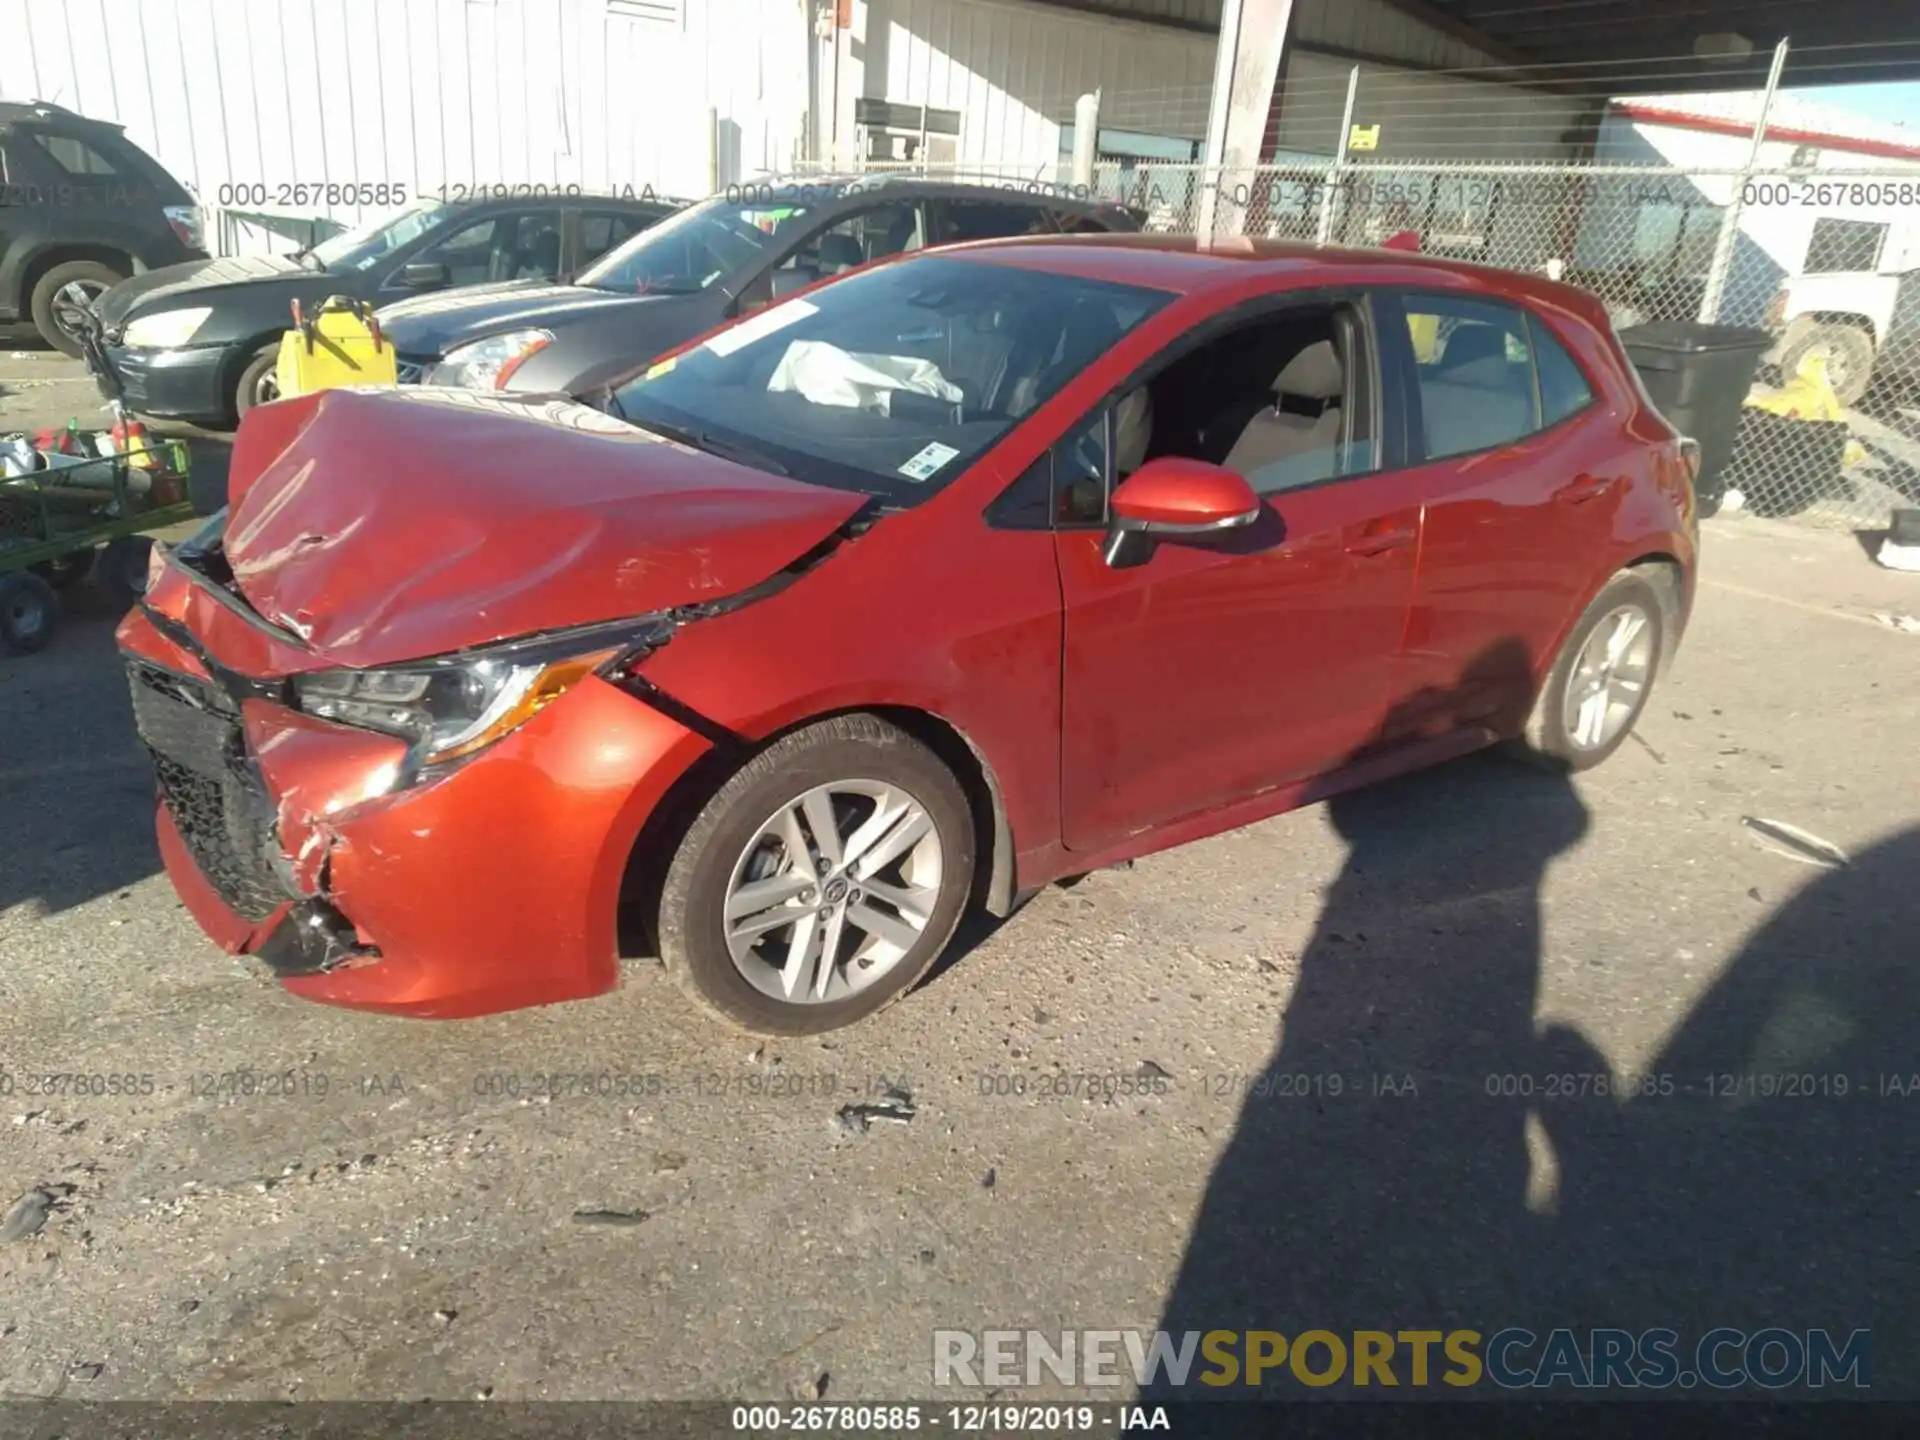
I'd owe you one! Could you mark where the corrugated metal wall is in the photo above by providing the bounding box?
[863,0,1217,165]
[0,0,810,248]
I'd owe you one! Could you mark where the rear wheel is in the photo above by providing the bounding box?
[658,714,976,1035]
[1509,570,1665,771]
[28,259,126,356]
[0,571,59,655]
[96,535,154,611]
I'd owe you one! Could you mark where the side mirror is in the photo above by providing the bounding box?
[1104,457,1260,567]
[399,261,451,290]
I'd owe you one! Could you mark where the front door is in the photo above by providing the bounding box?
[1055,298,1423,853]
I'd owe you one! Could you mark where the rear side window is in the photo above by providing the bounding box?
[943,201,1052,242]
[28,130,120,175]
[1528,314,1595,426]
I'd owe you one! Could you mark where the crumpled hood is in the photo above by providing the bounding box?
[220,387,867,668]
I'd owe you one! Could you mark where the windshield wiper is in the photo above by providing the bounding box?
[631,416,789,476]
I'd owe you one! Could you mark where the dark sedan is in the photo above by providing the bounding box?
[94,192,680,426]
[376,177,1142,401]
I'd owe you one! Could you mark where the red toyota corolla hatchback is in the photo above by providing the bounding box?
[119,235,1698,1033]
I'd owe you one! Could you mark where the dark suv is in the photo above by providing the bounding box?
[376,176,1143,402]
[94,191,682,427]
[0,101,206,355]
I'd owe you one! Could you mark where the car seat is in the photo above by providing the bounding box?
[1221,340,1345,492]
[817,234,865,275]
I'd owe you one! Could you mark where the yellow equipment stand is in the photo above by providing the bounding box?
[275,295,398,399]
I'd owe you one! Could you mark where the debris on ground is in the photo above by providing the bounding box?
[831,1083,916,1136]
[0,1188,53,1243]
[571,1209,652,1227]
[1876,509,1920,572]
[1871,612,1920,634]
[1137,1060,1172,1082]
[982,1167,997,1191]
[434,1308,458,1325]
[1740,816,1851,869]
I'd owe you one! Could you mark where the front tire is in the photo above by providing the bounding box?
[232,342,282,422]
[1510,570,1666,772]
[658,715,976,1035]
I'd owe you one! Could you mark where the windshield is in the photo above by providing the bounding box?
[309,201,453,272]
[609,256,1171,506]
[577,197,816,294]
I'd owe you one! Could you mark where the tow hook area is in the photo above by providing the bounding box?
[253,899,381,978]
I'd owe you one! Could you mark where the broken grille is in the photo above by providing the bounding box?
[126,660,290,922]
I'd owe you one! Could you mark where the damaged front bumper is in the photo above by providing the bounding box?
[119,575,715,1019]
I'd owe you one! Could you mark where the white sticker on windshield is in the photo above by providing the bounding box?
[897,441,960,482]
[704,298,819,357]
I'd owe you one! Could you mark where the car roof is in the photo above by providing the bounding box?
[942,232,1611,317]
[0,100,125,133]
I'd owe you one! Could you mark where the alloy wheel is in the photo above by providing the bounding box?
[1563,604,1655,751]
[722,779,943,1004]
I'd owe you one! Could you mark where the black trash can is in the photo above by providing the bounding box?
[1617,321,1772,517]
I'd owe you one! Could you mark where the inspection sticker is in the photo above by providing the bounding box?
[704,298,818,357]
[897,441,960,482]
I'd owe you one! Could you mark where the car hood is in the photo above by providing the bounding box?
[217,386,868,668]
[97,253,322,330]
[376,283,694,356]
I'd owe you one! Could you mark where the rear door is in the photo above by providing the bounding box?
[1053,292,1424,854]
[1373,289,1620,742]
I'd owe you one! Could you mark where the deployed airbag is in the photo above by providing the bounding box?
[766,340,962,415]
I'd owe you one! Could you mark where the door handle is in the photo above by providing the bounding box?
[1556,474,1616,505]
[1347,525,1417,557]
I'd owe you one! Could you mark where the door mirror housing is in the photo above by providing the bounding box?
[1104,458,1262,568]
[399,261,451,290]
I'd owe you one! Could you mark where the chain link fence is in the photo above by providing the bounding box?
[789,154,1920,532]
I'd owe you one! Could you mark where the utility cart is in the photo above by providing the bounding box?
[0,308,194,654]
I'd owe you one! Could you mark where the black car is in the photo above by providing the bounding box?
[94,192,681,426]
[0,101,207,355]
[376,177,1143,401]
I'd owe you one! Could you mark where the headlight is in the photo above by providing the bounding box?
[122,306,213,348]
[291,620,667,766]
[425,328,554,390]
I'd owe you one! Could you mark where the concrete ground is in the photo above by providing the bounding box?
[2,348,1918,1404]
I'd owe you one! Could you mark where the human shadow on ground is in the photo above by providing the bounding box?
[1153,638,1909,1409]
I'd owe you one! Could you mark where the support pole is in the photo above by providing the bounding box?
[1072,92,1101,191]
[1315,65,1359,246]
[1196,0,1245,239]
[1699,37,1788,323]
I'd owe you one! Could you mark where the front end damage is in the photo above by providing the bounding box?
[117,386,882,1017]
[123,586,719,1017]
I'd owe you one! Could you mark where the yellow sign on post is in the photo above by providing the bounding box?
[1348,123,1381,152]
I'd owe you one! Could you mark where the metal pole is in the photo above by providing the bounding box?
[1196,0,1245,239]
[1699,37,1788,322]
[1315,65,1358,246]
